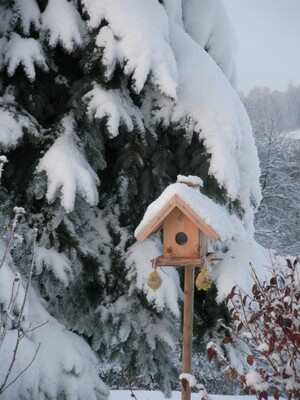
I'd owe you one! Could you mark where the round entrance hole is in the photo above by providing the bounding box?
[175,232,188,245]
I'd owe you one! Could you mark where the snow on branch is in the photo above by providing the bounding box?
[36,115,99,212]
[150,21,261,212]
[41,0,84,51]
[83,84,144,138]
[14,0,41,35]
[182,0,237,84]
[35,247,73,286]
[82,0,178,97]
[0,156,8,181]
[126,235,181,317]
[0,101,40,151]
[3,33,48,81]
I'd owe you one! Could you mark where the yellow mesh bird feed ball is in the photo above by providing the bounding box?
[147,270,162,292]
[195,268,212,291]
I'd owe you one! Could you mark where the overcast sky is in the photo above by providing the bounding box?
[223,0,300,94]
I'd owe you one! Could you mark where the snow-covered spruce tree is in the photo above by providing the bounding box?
[0,0,262,396]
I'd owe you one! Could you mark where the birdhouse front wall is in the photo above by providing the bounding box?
[163,207,200,259]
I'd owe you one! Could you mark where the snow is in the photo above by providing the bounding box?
[179,373,197,388]
[170,21,261,211]
[126,235,181,316]
[82,0,178,98]
[0,155,8,179]
[245,370,269,392]
[13,206,26,215]
[42,0,84,51]
[3,33,48,81]
[145,14,261,212]
[0,101,40,150]
[0,245,109,400]
[163,0,184,27]
[109,391,259,400]
[84,84,144,138]
[0,7,12,36]
[35,247,73,286]
[0,108,29,149]
[177,175,203,187]
[286,129,300,140]
[182,0,237,83]
[126,236,181,316]
[0,155,8,162]
[212,234,270,302]
[36,115,99,212]
[14,0,41,35]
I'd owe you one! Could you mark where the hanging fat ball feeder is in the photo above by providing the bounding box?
[147,270,163,292]
[195,267,212,291]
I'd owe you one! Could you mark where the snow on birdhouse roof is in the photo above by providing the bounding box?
[135,176,243,243]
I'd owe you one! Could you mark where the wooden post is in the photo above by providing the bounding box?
[181,265,195,400]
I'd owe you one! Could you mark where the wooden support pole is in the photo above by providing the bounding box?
[181,265,195,400]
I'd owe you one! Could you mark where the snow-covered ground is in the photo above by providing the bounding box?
[286,129,300,140]
[110,391,257,399]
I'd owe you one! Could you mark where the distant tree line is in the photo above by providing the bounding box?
[242,84,300,255]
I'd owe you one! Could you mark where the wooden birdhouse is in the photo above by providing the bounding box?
[135,175,226,400]
[135,175,221,267]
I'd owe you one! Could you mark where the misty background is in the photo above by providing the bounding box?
[224,0,300,254]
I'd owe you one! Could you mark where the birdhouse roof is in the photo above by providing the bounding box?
[135,179,241,243]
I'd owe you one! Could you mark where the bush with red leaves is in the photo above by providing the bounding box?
[207,257,300,400]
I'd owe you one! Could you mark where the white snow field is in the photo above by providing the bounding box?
[287,129,300,140]
[110,390,258,399]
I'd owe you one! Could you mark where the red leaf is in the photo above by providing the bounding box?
[226,292,235,303]
[252,284,258,295]
[270,276,277,285]
[274,391,280,400]
[258,391,268,400]
[259,368,266,379]
[231,285,237,293]
[240,375,246,385]
[237,322,244,332]
[291,333,300,344]
[286,259,293,269]
[249,312,260,324]
[231,368,237,379]
[246,355,254,366]
[207,347,216,363]
[222,336,232,344]
[294,309,299,318]
[285,287,291,296]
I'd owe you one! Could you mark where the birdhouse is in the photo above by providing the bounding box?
[135,176,225,400]
[135,175,221,267]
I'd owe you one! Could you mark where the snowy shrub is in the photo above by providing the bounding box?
[0,206,108,400]
[0,208,37,396]
[207,258,300,400]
